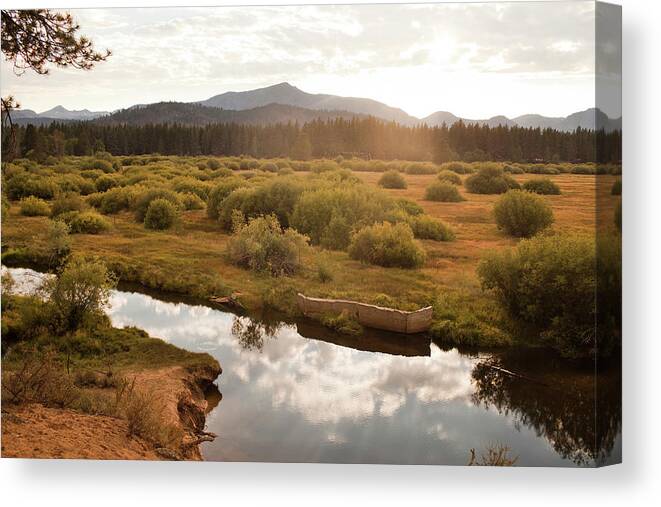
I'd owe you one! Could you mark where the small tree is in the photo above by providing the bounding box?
[227,214,309,276]
[43,256,116,332]
[45,219,71,266]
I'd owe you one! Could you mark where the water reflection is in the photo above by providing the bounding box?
[231,316,282,352]
[471,350,622,466]
[3,266,621,466]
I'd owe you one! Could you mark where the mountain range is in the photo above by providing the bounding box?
[12,82,620,131]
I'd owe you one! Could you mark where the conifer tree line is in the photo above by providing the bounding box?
[4,116,621,163]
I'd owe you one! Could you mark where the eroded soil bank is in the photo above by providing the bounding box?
[1,363,221,461]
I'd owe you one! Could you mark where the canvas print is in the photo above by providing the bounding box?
[0,1,621,466]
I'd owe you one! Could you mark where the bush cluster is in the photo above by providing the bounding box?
[465,166,520,194]
[437,170,462,185]
[19,196,50,216]
[478,234,620,358]
[522,178,561,195]
[133,188,181,222]
[60,211,111,234]
[51,192,87,217]
[227,214,309,276]
[206,178,247,220]
[291,185,394,250]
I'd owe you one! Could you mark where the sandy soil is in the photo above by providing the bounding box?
[1,403,160,460]
[1,364,221,461]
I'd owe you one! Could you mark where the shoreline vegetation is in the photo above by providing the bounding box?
[1,262,221,461]
[1,154,621,356]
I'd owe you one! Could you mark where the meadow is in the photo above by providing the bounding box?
[1,154,622,356]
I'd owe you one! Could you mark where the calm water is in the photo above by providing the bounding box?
[4,266,621,466]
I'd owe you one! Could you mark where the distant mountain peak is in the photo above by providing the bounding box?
[14,83,619,132]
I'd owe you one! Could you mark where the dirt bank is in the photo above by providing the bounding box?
[1,363,221,461]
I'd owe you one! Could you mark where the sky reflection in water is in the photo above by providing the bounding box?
[105,290,579,466]
[5,266,618,466]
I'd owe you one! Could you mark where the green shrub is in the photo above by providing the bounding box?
[316,261,334,283]
[259,162,278,173]
[395,198,424,216]
[56,174,96,195]
[206,178,247,219]
[527,164,560,175]
[439,162,472,174]
[493,190,553,237]
[291,185,394,249]
[45,220,71,262]
[95,174,119,192]
[171,177,211,200]
[207,159,221,170]
[404,162,436,175]
[465,166,520,194]
[378,170,407,189]
[64,212,111,234]
[429,315,511,348]
[407,215,455,241]
[503,164,524,174]
[217,178,304,230]
[19,196,50,216]
[179,192,205,210]
[144,199,178,230]
[227,214,309,276]
[348,222,425,268]
[133,188,181,222]
[97,187,131,214]
[5,173,58,200]
[51,192,87,217]
[437,170,462,185]
[571,165,595,175]
[611,180,622,196]
[310,160,340,173]
[91,160,114,173]
[43,256,116,331]
[522,178,561,195]
[425,181,464,202]
[478,233,620,358]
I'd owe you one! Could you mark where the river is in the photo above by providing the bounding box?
[3,266,621,466]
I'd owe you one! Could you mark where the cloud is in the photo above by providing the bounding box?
[0,2,598,118]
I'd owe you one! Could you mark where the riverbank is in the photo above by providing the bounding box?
[2,365,219,460]
[1,290,221,460]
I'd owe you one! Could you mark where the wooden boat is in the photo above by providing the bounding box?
[297,293,432,334]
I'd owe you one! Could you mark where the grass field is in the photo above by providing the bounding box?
[2,157,620,349]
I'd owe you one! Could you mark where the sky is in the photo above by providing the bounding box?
[0,1,609,119]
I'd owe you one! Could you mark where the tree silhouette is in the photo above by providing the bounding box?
[1,9,110,159]
[1,10,110,75]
